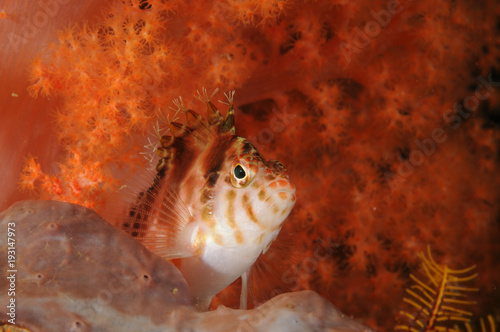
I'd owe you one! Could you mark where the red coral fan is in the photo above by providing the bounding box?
[11,0,500,330]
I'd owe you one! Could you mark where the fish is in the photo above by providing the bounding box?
[119,90,296,311]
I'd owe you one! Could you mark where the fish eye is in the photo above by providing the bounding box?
[234,164,246,179]
[230,162,253,188]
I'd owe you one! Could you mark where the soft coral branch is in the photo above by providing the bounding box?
[20,152,106,208]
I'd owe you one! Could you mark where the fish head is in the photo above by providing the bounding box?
[208,137,296,248]
[121,90,296,256]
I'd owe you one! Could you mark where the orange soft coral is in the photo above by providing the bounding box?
[20,152,106,208]
[22,0,283,206]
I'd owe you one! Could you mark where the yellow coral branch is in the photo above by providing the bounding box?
[395,245,489,332]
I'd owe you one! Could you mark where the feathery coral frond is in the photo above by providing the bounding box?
[395,246,492,332]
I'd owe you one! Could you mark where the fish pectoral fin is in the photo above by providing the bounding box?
[122,175,197,260]
[148,246,194,260]
[239,270,250,310]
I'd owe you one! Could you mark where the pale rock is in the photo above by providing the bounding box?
[0,200,374,332]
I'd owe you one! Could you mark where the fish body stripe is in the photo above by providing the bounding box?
[225,190,237,229]
[258,188,267,201]
[202,136,236,178]
[205,172,219,188]
[234,229,244,244]
[242,194,259,224]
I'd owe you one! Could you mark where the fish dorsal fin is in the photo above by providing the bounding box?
[155,89,235,173]
[185,110,204,129]
[122,170,195,259]
[183,109,214,145]
[221,91,235,135]
[169,121,191,138]
[195,87,230,130]
[207,100,223,126]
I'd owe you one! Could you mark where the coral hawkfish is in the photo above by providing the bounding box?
[117,90,296,310]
